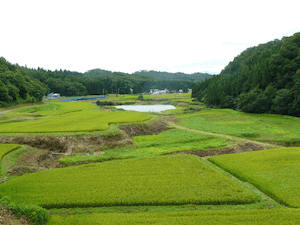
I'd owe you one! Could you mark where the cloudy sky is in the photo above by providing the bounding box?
[1,0,299,74]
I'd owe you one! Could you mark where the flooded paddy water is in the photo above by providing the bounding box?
[114,104,176,113]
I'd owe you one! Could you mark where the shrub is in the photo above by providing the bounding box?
[138,94,144,101]
[96,100,114,106]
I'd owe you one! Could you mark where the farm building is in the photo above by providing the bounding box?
[47,93,60,99]
[150,89,169,95]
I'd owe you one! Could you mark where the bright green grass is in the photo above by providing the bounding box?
[177,109,300,144]
[12,103,57,113]
[133,129,228,148]
[143,93,192,101]
[0,155,259,208]
[0,102,151,133]
[59,129,230,165]
[0,144,22,158]
[49,208,300,225]
[0,144,21,177]
[106,93,193,106]
[7,101,95,117]
[108,93,192,101]
[208,147,300,208]
[0,147,27,177]
[0,144,21,160]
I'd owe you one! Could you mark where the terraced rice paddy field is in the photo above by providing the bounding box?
[177,109,300,145]
[209,147,300,208]
[0,94,300,224]
[0,101,151,133]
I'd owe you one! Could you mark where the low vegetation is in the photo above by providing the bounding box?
[0,194,49,225]
[177,109,300,145]
[1,92,300,224]
[0,145,49,224]
[0,144,21,160]
[208,147,300,207]
[0,155,259,208]
[60,129,230,165]
[49,208,300,225]
[0,102,152,133]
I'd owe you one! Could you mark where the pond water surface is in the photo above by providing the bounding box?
[115,105,176,113]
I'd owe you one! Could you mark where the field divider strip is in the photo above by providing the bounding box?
[201,157,285,209]
[166,122,281,149]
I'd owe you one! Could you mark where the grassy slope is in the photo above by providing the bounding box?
[0,144,21,160]
[208,147,300,207]
[177,109,300,144]
[0,144,22,176]
[0,155,259,208]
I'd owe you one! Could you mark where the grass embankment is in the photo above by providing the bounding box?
[49,208,300,225]
[177,109,300,145]
[0,144,21,160]
[0,144,22,177]
[0,102,151,133]
[0,155,259,208]
[59,129,231,165]
[209,147,300,207]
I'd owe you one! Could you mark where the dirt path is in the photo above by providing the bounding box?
[167,122,281,154]
[0,110,10,114]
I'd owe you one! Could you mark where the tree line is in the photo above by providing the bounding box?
[0,58,203,107]
[192,32,300,116]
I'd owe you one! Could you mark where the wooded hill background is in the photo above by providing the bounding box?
[192,32,300,116]
[0,58,210,107]
[2,31,300,116]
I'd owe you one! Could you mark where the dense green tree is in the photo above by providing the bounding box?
[0,80,11,104]
[192,32,300,116]
[272,89,294,115]
[0,58,47,106]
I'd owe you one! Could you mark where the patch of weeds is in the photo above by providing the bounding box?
[96,100,114,106]
[240,133,261,138]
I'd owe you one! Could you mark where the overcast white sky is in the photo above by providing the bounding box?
[1,0,300,74]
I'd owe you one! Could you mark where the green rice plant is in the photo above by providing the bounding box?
[208,147,300,208]
[59,129,230,165]
[12,103,57,114]
[133,129,218,148]
[107,93,193,106]
[0,102,151,133]
[0,155,259,208]
[7,102,93,117]
[49,208,300,225]
[0,144,21,161]
[177,109,300,144]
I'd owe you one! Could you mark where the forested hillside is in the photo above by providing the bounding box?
[84,69,200,93]
[0,58,47,107]
[192,32,300,116]
[0,58,198,107]
[133,70,212,82]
